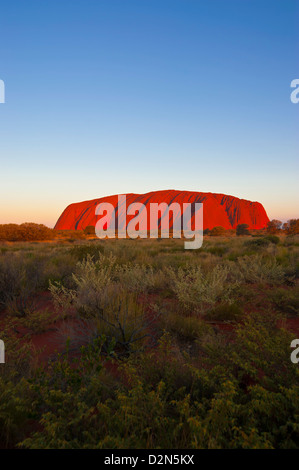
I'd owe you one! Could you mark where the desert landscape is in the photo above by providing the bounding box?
[0,215,298,448]
[0,0,298,455]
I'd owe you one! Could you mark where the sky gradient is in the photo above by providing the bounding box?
[0,0,298,227]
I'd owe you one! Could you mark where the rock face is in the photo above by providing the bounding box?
[54,190,269,231]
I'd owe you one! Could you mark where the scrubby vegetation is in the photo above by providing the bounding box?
[0,232,298,449]
[0,223,55,242]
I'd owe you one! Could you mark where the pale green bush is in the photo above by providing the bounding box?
[234,254,285,285]
[49,254,155,353]
[73,253,116,316]
[49,253,116,316]
[115,263,155,293]
[167,264,238,313]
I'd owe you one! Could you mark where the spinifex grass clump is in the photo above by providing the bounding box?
[269,286,299,316]
[158,307,213,341]
[0,253,41,316]
[206,302,243,322]
[68,243,105,261]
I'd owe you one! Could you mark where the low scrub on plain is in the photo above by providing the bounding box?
[0,234,298,449]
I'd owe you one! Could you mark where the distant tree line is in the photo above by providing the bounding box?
[267,219,299,235]
[0,219,298,241]
[203,219,299,236]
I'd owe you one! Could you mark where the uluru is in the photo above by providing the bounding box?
[54,190,269,232]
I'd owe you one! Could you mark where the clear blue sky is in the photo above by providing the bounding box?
[0,0,298,227]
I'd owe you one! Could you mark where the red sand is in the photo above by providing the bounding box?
[2,289,298,366]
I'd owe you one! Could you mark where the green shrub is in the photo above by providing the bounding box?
[0,253,42,314]
[236,224,250,236]
[210,226,226,236]
[20,337,118,449]
[42,252,76,288]
[50,254,156,355]
[115,263,155,293]
[0,238,298,449]
[206,245,228,256]
[18,308,59,333]
[234,254,285,285]
[20,315,299,449]
[265,235,280,245]
[167,264,238,313]
[206,302,243,321]
[50,253,115,313]
[69,243,105,261]
[158,310,213,341]
[244,238,270,249]
[0,376,32,448]
[269,287,299,316]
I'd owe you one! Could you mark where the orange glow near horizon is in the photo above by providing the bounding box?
[1,196,297,230]
[1,206,298,230]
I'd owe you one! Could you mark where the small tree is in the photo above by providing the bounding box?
[284,219,299,235]
[0,223,54,241]
[266,219,282,234]
[210,226,226,236]
[19,223,54,241]
[236,224,249,236]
